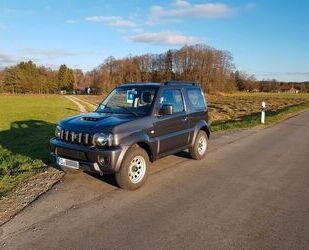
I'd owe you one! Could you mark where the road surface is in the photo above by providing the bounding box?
[1,111,309,249]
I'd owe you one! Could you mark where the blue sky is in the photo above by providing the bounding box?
[0,0,309,81]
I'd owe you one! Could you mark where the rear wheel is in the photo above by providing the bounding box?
[115,145,149,190]
[189,130,208,160]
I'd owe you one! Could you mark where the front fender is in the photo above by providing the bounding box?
[114,132,156,171]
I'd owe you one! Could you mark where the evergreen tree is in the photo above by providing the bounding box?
[57,64,74,90]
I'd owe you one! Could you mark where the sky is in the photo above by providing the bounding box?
[0,0,309,82]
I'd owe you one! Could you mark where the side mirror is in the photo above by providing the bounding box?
[160,104,173,115]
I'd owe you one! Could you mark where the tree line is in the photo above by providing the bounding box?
[0,44,308,94]
[0,61,75,94]
[89,44,236,93]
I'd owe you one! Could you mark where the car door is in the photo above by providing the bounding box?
[153,88,190,155]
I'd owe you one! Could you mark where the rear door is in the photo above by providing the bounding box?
[153,88,190,154]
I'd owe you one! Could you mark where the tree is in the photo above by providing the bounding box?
[57,64,74,91]
[235,70,246,91]
[164,50,174,80]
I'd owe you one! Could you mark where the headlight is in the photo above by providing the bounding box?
[55,125,61,138]
[93,133,113,147]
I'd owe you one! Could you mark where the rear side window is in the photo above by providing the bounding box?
[187,88,206,111]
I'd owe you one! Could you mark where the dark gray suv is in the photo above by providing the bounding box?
[50,81,210,190]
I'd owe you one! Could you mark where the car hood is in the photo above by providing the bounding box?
[59,112,136,133]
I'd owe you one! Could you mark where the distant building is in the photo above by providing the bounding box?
[280,85,300,93]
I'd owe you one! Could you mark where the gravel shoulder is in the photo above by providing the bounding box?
[0,167,64,226]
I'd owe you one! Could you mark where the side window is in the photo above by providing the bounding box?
[187,88,206,111]
[159,89,184,114]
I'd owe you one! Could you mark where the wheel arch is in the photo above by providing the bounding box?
[118,132,155,164]
[136,141,154,162]
[200,125,210,139]
[190,121,210,147]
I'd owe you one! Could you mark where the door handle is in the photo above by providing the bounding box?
[182,116,188,121]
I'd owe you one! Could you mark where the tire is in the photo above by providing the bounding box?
[115,145,149,190]
[189,130,208,160]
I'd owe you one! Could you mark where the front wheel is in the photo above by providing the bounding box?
[189,130,208,160]
[115,145,149,190]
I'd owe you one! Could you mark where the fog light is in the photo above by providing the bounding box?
[98,156,105,166]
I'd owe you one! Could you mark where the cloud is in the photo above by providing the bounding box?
[149,1,234,23]
[174,0,191,7]
[285,72,309,76]
[85,16,136,28]
[257,72,309,77]
[65,19,77,24]
[131,31,202,46]
[0,52,19,65]
[21,48,89,58]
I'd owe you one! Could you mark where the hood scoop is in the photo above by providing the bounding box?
[81,116,105,122]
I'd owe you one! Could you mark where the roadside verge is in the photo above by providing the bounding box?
[0,167,64,226]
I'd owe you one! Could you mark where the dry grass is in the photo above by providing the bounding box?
[207,93,309,122]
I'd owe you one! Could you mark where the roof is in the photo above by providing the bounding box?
[119,81,198,88]
[121,82,162,87]
[280,85,299,91]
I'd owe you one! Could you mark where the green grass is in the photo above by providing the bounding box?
[0,95,77,196]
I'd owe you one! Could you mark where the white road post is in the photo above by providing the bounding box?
[261,101,266,124]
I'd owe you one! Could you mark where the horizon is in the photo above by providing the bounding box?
[1,0,309,82]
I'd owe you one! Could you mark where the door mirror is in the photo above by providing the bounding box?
[160,104,173,115]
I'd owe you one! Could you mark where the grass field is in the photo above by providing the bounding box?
[1,92,309,196]
[0,95,76,196]
[208,93,309,130]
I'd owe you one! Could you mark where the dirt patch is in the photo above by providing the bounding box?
[0,167,64,226]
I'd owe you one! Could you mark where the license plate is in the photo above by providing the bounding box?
[57,156,79,169]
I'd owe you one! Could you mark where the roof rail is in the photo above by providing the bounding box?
[163,81,197,86]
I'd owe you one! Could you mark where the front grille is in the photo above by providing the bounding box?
[60,129,94,146]
[56,147,87,161]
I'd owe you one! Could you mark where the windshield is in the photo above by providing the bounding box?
[96,86,158,116]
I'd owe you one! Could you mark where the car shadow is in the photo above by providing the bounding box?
[85,172,119,187]
[174,150,192,159]
[0,120,57,163]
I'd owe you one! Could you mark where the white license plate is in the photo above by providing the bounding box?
[57,157,79,169]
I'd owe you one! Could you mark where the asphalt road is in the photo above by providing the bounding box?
[1,112,309,249]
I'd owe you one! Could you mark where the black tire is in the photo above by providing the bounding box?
[115,145,149,190]
[189,130,208,160]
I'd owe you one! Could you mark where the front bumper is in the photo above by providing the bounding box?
[50,138,128,174]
